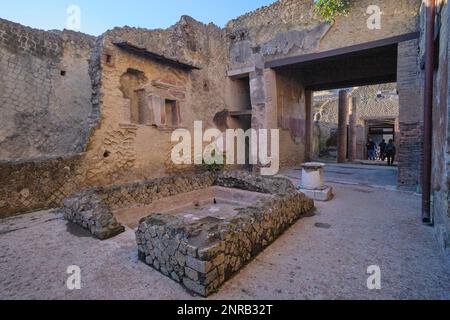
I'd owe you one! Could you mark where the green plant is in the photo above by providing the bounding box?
[314,0,351,22]
[202,150,226,173]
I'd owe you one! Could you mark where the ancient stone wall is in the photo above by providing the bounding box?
[0,16,230,217]
[83,16,229,186]
[226,0,421,172]
[0,19,100,217]
[316,84,399,125]
[0,19,95,161]
[226,0,421,65]
[314,84,399,159]
[432,0,450,258]
[0,1,424,217]
[397,38,423,192]
[0,155,85,218]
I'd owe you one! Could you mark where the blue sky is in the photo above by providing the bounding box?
[1,0,277,35]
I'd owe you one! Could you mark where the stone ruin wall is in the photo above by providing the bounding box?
[226,0,421,63]
[431,0,450,258]
[315,84,399,125]
[0,18,96,161]
[0,0,423,217]
[82,16,229,187]
[275,69,307,168]
[314,83,400,159]
[225,0,422,169]
[0,19,98,217]
[63,172,217,240]
[0,16,231,217]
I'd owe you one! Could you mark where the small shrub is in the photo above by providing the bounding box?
[314,0,351,22]
[202,150,226,173]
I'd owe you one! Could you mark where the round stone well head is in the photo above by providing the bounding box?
[300,162,326,190]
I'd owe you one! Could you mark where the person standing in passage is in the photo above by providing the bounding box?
[379,139,387,161]
[366,139,377,161]
[385,139,396,166]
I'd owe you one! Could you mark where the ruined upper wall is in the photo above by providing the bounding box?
[0,18,95,162]
[101,16,225,68]
[227,0,317,38]
[93,15,228,135]
[316,84,399,125]
[226,0,422,66]
[81,16,230,184]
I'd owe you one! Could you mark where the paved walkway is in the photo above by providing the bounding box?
[282,162,399,190]
[1,168,449,300]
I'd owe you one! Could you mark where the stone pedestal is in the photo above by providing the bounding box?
[300,162,325,190]
[298,162,333,201]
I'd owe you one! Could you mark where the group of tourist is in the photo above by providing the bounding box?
[366,138,396,166]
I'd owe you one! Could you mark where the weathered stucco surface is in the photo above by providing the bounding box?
[315,85,399,125]
[432,0,450,258]
[314,84,399,159]
[226,0,421,63]
[0,19,95,161]
[0,17,230,216]
[0,0,424,218]
[84,17,229,186]
[226,0,421,172]
[1,0,450,287]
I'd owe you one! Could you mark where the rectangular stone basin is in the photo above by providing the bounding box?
[135,171,315,297]
[115,186,272,229]
[63,171,315,296]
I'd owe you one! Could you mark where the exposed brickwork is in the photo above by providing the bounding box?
[398,122,423,190]
[397,39,423,192]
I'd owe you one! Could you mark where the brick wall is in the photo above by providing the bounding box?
[397,39,423,192]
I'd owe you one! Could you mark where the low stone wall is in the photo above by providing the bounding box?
[62,172,216,239]
[136,171,314,296]
[63,192,125,240]
[61,171,314,293]
[0,155,84,218]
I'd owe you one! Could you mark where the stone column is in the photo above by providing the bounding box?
[305,90,314,162]
[348,96,357,162]
[337,90,350,163]
[249,55,268,175]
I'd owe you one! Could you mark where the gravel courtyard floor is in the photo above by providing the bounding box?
[1,175,449,300]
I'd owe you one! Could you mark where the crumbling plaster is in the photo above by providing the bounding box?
[225,0,421,170]
[0,0,423,217]
[313,84,400,159]
[83,16,230,186]
[0,18,95,161]
[431,0,450,258]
